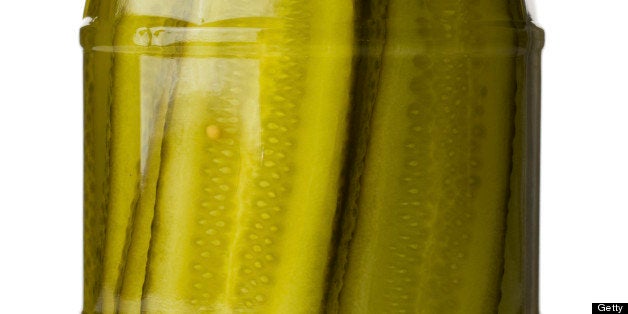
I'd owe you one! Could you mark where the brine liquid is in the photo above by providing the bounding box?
[82,0,543,313]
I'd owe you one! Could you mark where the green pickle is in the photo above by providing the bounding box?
[336,0,517,312]
[81,0,542,313]
[330,1,542,313]
[83,0,354,312]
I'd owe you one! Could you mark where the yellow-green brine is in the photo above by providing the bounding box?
[81,0,542,313]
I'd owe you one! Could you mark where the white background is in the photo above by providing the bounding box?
[0,0,626,313]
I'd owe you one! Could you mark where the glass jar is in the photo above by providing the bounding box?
[81,0,543,313]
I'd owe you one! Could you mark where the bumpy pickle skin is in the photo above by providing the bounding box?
[99,3,188,312]
[325,0,389,312]
[337,0,518,313]
[81,0,127,313]
[116,56,181,313]
[141,1,354,313]
[99,11,142,313]
[82,0,117,312]
[114,2,194,313]
[497,2,527,312]
[498,2,544,312]
[83,47,108,314]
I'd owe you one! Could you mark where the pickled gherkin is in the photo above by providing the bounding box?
[81,0,542,312]
[141,0,355,310]
[330,0,542,313]
[82,0,355,312]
